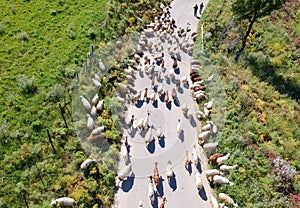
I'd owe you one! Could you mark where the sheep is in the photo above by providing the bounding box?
[87,114,95,130]
[92,78,102,88]
[124,66,135,75]
[193,92,206,100]
[187,108,193,119]
[159,197,167,208]
[216,153,230,165]
[157,83,164,95]
[195,169,203,190]
[181,75,188,84]
[156,126,163,140]
[192,145,199,166]
[118,163,132,182]
[91,106,97,117]
[145,127,154,147]
[99,60,106,71]
[148,177,155,205]
[206,73,215,83]
[132,91,142,104]
[153,162,160,187]
[181,103,188,113]
[184,150,189,169]
[121,140,129,164]
[164,90,170,104]
[144,28,155,36]
[209,194,219,208]
[204,99,214,110]
[137,118,144,131]
[202,142,218,152]
[50,197,75,207]
[143,110,151,130]
[80,96,92,112]
[198,130,211,141]
[195,110,206,119]
[209,153,225,164]
[91,94,99,105]
[176,119,182,136]
[96,99,104,111]
[171,88,177,100]
[203,106,210,117]
[205,169,223,178]
[91,126,105,135]
[166,160,174,184]
[150,91,157,103]
[80,159,97,170]
[218,193,238,207]
[220,164,238,172]
[213,175,234,186]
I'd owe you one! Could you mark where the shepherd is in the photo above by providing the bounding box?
[199,2,204,15]
[193,4,198,17]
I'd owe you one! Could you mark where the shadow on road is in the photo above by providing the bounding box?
[198,187,208,201]
[157,177,164,197]
[121,174,135,192]
[173,97,180,107]
[189,117,196,127]
[178,87,184,94]
[152,100,158,108]
[169,173,177,191]
[147,139,156,154]
[183,82,189,89]
[129,128,137,137]
[178,130,185,142]
[166,102,172,110]
[186,161,192,175]
[135,100,144,108]
[158,137,165,148]
[139,70,144,78]
[174,67,180,74]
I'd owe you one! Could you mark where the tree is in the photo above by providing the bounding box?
[232,0,286,62]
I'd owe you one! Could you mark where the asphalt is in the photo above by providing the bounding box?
[114,0,213,207]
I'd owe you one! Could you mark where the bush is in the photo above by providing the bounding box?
[17,75,37,96]
[17,31,29,42]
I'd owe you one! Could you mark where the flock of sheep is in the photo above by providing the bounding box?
[50,2,239,208]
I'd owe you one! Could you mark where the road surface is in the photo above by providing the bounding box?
[114,0,213,207]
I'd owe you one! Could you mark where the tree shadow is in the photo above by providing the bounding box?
[147,139,156,154]
[178,130,184,142]
[169,173,177,191]
[246,54,300,101]
[198,187,208,201]
[158,136,165,148]
[121,174,135,192]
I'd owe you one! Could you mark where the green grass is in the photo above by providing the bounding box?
[198,0,300,207]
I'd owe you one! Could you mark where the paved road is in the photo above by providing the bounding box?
[114,0,212,207]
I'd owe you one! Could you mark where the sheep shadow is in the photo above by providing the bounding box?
[177,87,184,94]
[121,174,135,192]
[166,77,171,85]
[157,177,164,197]
[198,187,208,201]
[159,93,165,102]
[173,97,180,107]
[169,173,177,191]
[178,130,184,142]
[171,76,176,84]
[139,70,144,78]
[135,100,144,108]
[129,128,137,137]
[183,82,189,89]
[140,130,147,138]
[151,192,159,208]
[174,67,180,74]
[189,117,196,127]
[158,136,165,148]
[166,102,172,110]
[196,161,202,173]
[186,161,192,175]
[152,100,158,108]
[147,139,156,154]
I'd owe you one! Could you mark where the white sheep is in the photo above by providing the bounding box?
[99,60,106,71]
[50,197,75,207]
[195,110,206,119]
[176,119,182,136]
[156,126,163,139]
[209,194,219,208]
[193,92,206,100]
[143,111,151,130]
[192,146,199,165]
[181,75,188,83]
[150,91,156,103]
[213,175,234,186]
[145,127,154,147]
[137,118,144,131]
[187,108,193,119]
[166,160,174,184]
[121,140,129,164]
[80,159,97,170]
[96,99,104,111]
[92,78,102,88]
[87,114,94,130]
[218,193,238,207]
[216,153,230,165]
[118,163,132,181]
[220,164,238,172]
[190,59,200,65]
[203,142,218,152]
[195,169,203,190]
[91,106,97,117]
[80,96,92,112]
[91,126,105,135]
[206,73,215,83]
[203,106,210,116]
[181,103,188,113]
[198,130,211,140]
[91,94,99,105]
[148,177,155,205]
[204,99,214,110]
[157,83,164,95]
[205,169,223,178]
[138,200,143,208]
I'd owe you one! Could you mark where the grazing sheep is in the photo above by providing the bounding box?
[164,90,170,104]
[143,110,151,130]
[137,118,144,131]
[203,142,218,152]
[218,193,238,207]
[195,110,206,119]
[91,106,97,117]
[198,130,211,141]
[91,126,105,135]
[195,169,203,190]
[80,159,96,170]
[145,127,154,147]
[50,197,75,207]
[220,164,238,172]
[150,91,157,103]
[153,162,160,187]
[210,194,219,208]
[192,145,199,166]
[156,126,163,140]
[99,60,106,71]
[213,175,234,186]
[121,140,129,164]
[216,153,231,165]
[206,73,215,83]
[138,200,143,208]
[96,99,104,111]
[209,153,225,164]
[166,160,174,184]
[187,108,193,119]
[92,94,99,105]
[80,96,92,112]
[92,78,102,88]
[87,114,95,130]
[181,75,188,83]
[203,106,210,117]
[205,169,223,178]
[204,99,214,110]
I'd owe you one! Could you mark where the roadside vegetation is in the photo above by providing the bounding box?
[199,0,300,207]
[0,0,170,207]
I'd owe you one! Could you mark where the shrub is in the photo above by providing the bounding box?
[0,23,4,35]
[17,75,37,96]
[17,31,29,42]
[31,120,42,132]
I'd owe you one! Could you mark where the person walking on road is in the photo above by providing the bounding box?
[199,2,204,15]
[193,4,198,17]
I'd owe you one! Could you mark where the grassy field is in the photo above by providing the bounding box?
[0,0,171,207]
[199,0,300,207]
